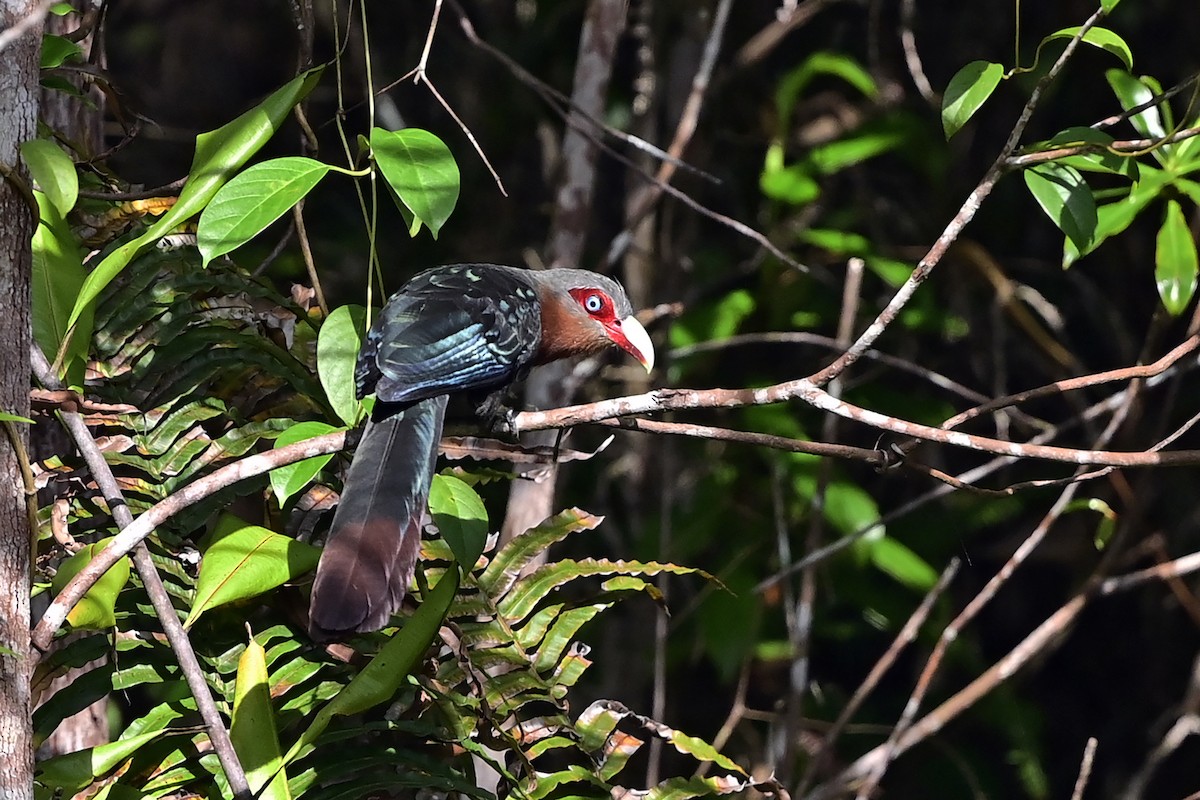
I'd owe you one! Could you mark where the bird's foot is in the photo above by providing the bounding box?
[475,392,518,438]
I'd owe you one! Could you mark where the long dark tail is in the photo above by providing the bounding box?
[308,395,448,641]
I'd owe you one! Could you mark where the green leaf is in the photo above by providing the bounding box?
[1101,0,1120,11]
[65,66,324,333]
[429,474,489,572]
[1155,200,1198,315]
[370,128,460,238]
[37,731,162,793]
[1046,26,1132,71]
[942,61,1004,139]
[1064,166,1168,266]
[231,634,291,800]
[197,157,330,265]
[759,163,820,205]
[269,421,340,505]
[1174,178,1200,207]
[1023,162,1097,254]
[20,139,77,216]
[1105,69,1165,142]
[40,34,81,68]
[774,51,878,132]
[479,508,603,597]
[317,304,368,427]
[285,569,459,762]
[184,514,321,628]
[31,191,90,385]
[866,536,938,591]
[51,539,131,630]
[808,123,911,174]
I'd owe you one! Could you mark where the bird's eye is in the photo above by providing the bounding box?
[584,294,604,313]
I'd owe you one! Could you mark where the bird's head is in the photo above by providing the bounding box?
[533,269,655,372]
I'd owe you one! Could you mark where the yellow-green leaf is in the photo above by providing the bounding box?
[51,539,131,630]
[231,633,291,800]
[184,514,321,628]
[1155,200,1198,316]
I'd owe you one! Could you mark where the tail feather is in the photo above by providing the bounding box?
[308,395,448,640]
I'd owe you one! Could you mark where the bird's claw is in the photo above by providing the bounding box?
[475,393,518,438]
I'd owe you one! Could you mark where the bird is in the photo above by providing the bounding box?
[308,263,654,640]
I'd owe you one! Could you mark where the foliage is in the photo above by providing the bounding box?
[28,36,736,800]
[22,1,1200,799]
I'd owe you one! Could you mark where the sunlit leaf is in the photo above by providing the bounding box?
[40,34,81,68]
[1155,200,1198,315]
[198,156,330,265]
[1023,162,1097,254]
[36,731,162,793]
[317,304,368,427]
[1046,26,1132,71]
[370,128,460,239]
[51,539,131,630]
[759,163,820,205]
[269,421,340,505]
[184,514,321,628]
[31,191,89,385]
[942,61,1004,139]
[21,139,77,216]
[1064,166,1168,266]
[866,536,938,591]
[1105,69,1165,144]
[231,634,291,800]
[429,474,489,572]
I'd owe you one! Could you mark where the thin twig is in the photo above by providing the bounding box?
[1071,737,1098,800]
[899,0,937,104]
[796,558,960,796]
[291,201,328,315]
[607,0,732,266]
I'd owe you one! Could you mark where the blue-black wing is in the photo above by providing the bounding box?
[355,264,543,404]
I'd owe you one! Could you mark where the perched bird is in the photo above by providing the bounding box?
[308,263,654,640]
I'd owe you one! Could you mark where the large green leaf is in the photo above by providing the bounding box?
[31,191,90,385]
[1024,162,1097,254]
[942,60,1004,139]
[1045,26,1132,71]
[198,156,331,264]
[51,538,131,630]
[183,514,321,628]
[66,66,324,333]
[1155,200,1199,315]
[21,139,77,216]
[1064,166,1169,266]
[37,731,163,794]
[230,634,291,800]
[429,474,489,573]
[370,127,460,238]
[317,304,368,427]
[1105,69,1166,150]
[269,421,340,505]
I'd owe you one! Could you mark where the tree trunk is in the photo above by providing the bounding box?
[0,2,39,796]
